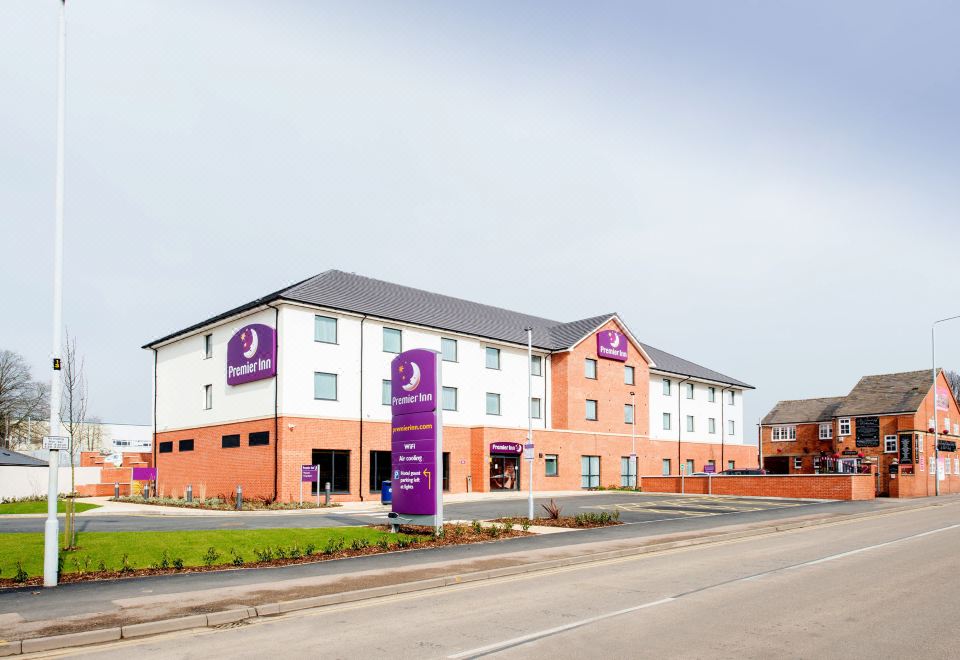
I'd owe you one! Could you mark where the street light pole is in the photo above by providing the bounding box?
[630,391,636,488]
[44,0,68,588]
[525,328,534,521]
[931,314,960,497]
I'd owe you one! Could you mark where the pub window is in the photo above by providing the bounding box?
[793,457,802,470]
[158,441,173,454]
[249,431,270,446]
[178,439,194,452]
[819,423,833,440]
[221,434,240,448]
[312,449,350,494]
[838,418,851,436]
[773,426,796,441]
[884,435,897,453]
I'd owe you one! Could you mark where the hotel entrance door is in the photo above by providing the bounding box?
[490,454,520,491]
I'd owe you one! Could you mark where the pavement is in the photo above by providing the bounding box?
[1,492,952,649]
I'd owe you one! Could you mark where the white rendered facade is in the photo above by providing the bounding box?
[647,371,746,446]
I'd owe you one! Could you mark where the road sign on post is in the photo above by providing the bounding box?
[42,436,69,451]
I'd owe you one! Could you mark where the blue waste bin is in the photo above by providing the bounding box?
[381,480,392,505]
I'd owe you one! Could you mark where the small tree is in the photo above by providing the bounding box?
[0,350,49,449]
[945,370,960,405]
[60,332,88,493]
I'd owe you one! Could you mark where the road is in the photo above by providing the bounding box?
[37,499,960,659]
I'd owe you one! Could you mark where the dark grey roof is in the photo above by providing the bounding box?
[642,343,754,389]
[144,270,753,387]
[762,396,846,425]
[0,448,48,467]
[835,369,936,416]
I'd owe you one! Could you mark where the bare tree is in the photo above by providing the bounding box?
[60,332,88,493]
[0,350,49,449]
[946,370,960,404]
[82,415,105,451]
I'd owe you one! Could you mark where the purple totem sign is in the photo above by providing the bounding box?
[390,348,442,521]
[227,323,277,386]
[132,467,157,481]
[596,329,628,361]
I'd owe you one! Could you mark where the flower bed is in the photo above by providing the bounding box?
[494,511,622,528]
[109,496,340,511]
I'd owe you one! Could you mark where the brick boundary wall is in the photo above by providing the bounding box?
[889,470,960,498]
[640,474,876,500]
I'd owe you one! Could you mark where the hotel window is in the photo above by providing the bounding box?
[581,455,600,489]
[586,399,598,421]
[203,384,212,410]
[249,431,269,447]
[585,358,597,379]
[221,434,240,448]
[312,449,350,494]
[369,450,391,492]
[545,454,558,477]
[624,404,634,425]
[624,365,635,385]
[839,418,851,436]
[314,315,337,344]
[441,337,457,362]
[621,457,637,488]
[708,418,716,434]
[662,459,671,475]
[708,387,716,402]
[486,392,501,415]
[772,426,796,441]
[686,383,695,399]
[685,459,695,475]
[158,441,173,454]
[727,460,735,471]
[485,347,500,370]
[663,412,672,431]
[662,378,672,396]
[203,333,212,359]
[686,415,695,432]
[443,386,458,411]
[314,372,337,400]
[793,457,802,471]
[531,397,542,419]
[728,390,736,405]
[884,435,897,453]
[382,327,402,354]
[531,355,542,376]
[819,423,833,440]
[381,380,391,406]
[728,420,736,436]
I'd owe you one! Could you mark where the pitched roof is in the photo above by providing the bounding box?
[642,343,754,389]
[144,270,753,387]
[0,448,48,467]
[762,396,846,425]
[835,369,935,416]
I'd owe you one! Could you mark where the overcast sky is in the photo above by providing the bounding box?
[3,1,959,437]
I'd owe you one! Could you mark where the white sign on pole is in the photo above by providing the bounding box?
[42,436,69,451]
[524,442,534,461]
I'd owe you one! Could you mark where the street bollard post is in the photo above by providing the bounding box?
[114,482,119,499]
[236,484,243,510]
[324,482,331,506]
[186,484,193,503]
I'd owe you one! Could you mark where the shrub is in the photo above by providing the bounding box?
[486,523,501,538]
[305,543,317,556]
[97,559,107,572]
[14,561,28,583]
[396,537,411,549]
[120,554,134,573]
[521,520,531,532]
[376,538,390,550]
[202,547,221,566]
[471,520,483,534]
[503,521,514,532]
[289,544,303,559]
[542,499,562,519]
[350,538,369,551]
[324,537,345,555]
[172,557,184,570]
[230,549,245,566]
[73,555,92,574]
[275,546,288,560]
[253,547,274,562]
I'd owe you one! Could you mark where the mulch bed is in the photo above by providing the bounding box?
[109,497,340,511]
[493,516,623,529]
[0,524,530,590]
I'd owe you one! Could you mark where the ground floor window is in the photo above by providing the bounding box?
[793,457,802,471]
[545,454,558,477]
[662,459,671,475]
[490,454,520,490]
[312,449,350,494]
[442,453,450,492]
[727,460,735,470]
[620,456,636,487]
[581,455,600,488]
[685,459,695,475]
[369,450,391,492]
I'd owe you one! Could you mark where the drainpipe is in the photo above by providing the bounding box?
[359,315,367,501]
[720,385,732,469]
[678,376,691,475]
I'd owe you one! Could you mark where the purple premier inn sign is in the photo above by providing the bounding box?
[596,329,628,361]
[227,323,277,386]
[391,348,442,521]
[490,441,523,454]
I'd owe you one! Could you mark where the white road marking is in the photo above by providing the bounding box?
[447,598,676,658]
[784,522,960,569]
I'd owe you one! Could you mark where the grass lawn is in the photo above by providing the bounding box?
[0,527,421,579]
[0,500,100,515]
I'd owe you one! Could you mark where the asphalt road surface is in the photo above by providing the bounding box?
[0,493,824,533]
[55,499,960,659]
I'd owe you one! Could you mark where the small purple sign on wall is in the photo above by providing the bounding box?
[391,349,441,517]
[227,323,277,386]
[596,329,628,361]
[490,442,523,454]
[131,467,157,481]
[301,465,318,482]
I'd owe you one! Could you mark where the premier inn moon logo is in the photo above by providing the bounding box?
[226,323,277,386]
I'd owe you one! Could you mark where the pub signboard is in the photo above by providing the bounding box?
[937,440,957,453]
[898,433,914,464]
[855,416,880,448]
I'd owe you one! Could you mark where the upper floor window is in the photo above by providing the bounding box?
[663,412,672,430]
[442,386,458,411]
[485,347,500,370]
[585,358,597,379]
[819,423,833,440]
[624,404,634,425]
[624,365,635,385]
[486,392,501,415]
[382,327,402,354]
[662,378,672,396]
[772,425,796,441]
[727,390,736,405]
[203,333,212,359]
[708,386,716,402]
[586,399,598,421]
[884,435,897,453]
[708,417,716,434]
[203,384,212,410]
[531,397,542,419]
[315,315,337,344]
[531,355,542,376]
[686,383,695,399]
[728,420,736,436]
[441,337,458,362]
[314,372,337,400]
[381,380,391,406]
[686,415,695,432]
[838,418,851,436]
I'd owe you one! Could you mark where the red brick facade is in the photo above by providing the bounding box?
[642,474,875,500]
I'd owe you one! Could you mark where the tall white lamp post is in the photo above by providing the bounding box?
[932,314,960,497]
[525,328,534,520]
[630,391,637,488]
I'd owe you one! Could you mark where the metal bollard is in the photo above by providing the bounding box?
[186,484,193,503]
[114,482,120,499]
[236,485,243,510]
[324,482,331,506]
[144,482,151,500]
[466,475,472,493]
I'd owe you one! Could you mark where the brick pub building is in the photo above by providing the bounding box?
[144,270,755,502]
[761,369,960,497]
